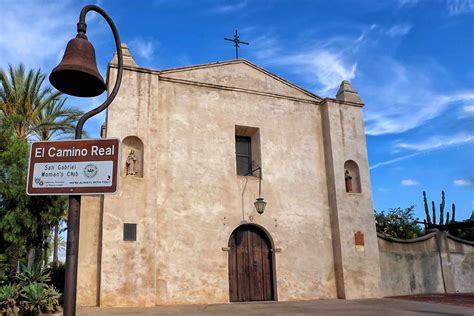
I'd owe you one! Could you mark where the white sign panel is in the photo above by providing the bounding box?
[31,161,114,188]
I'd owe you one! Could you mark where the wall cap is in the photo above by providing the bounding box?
[377,231,437,243]
[446,233,474,246]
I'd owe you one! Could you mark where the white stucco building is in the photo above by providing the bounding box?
[77,44,383,307]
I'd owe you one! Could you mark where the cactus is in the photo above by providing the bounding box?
[422,191,457,228]
[432,201,436,225]
[423,191,431,224]
[439,190,445,225]
[452,203,456,222]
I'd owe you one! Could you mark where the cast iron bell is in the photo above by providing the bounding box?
[49,35,106,97]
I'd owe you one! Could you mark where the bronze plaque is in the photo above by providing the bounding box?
[27,139,120,195]
[354,231,365,246]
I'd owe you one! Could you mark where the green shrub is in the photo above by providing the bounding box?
[15,263,51,287]
[20,282,47,314]
[0,283,19,315]
[0,263,63,314]
[44,285,61,313]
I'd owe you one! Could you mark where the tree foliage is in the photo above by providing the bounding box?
[0,64,62,139]
[0,116,31,274]
[374,206,423,240]
[0,64,78,272]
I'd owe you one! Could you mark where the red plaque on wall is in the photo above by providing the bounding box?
[355,231,365,246]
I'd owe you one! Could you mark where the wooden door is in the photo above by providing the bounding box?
[228,225,274,302]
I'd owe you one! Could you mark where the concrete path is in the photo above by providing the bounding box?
[78,298,474,316]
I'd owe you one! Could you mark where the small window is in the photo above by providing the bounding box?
[123,223,137,241]
[235,125,261,177]
[236,136,252,176]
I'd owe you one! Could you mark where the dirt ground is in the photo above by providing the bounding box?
[79,297,474,316]
[392,293,474,308]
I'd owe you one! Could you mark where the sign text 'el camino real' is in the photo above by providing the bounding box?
[27,139,120,195]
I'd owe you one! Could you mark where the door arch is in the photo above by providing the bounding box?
[228,224,275,302]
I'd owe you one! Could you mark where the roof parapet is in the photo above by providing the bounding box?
[110,43,138,67]
[336,80,363,104]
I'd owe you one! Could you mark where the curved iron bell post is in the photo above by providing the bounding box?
[48,4,124,316]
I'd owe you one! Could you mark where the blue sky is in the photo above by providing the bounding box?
[1,0,473,222]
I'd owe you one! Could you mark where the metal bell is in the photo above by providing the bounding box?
[49,36,106,97]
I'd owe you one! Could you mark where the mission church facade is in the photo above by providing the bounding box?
[77,44,383,307]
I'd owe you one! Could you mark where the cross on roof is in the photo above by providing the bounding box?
[224,30,249,60]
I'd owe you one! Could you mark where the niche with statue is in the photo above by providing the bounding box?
[344,160,361,193]
[122,136,144,178]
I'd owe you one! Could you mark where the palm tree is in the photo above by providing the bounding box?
[0,64,62,139]
[30,98,83,141]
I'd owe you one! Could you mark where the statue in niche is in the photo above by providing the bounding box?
[126,150,137,175]
[345,169,353,192]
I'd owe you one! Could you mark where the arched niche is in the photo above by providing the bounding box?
[344,160,361,193]
[122,136,144,178]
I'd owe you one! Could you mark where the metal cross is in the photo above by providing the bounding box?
[224,30,249,59]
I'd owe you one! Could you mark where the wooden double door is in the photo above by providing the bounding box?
[228,225,274,302]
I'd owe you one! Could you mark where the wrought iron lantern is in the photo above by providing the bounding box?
[254,197,267,214]
[246,162,267,215]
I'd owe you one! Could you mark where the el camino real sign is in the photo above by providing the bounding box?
[27,139,120,195]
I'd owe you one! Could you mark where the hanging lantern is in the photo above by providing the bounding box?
[254,197,267,215]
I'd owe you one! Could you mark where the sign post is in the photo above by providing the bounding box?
[27,139,120,195]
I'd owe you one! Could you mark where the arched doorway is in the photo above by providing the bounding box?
[228,224,275,302]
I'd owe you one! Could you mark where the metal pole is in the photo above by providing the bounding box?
[63,5,123,316]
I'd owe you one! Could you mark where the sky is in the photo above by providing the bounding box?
[1,0,473,222]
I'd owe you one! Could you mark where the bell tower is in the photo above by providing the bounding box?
[321,80,383,299]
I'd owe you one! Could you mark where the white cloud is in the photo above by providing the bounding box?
[245,23,473,136]
[464,105,474,113]
[370,152,421,170]
[453,179,473,187]
[249,34,280,60]
[212,2,247,13]
[394,133,474,151]
[397,0,474,15]
[129,38,156,60]
[275,50,357,94]
[401,179,419,186]
[397,0,420,8]
[363,57,474,135]
[386,24,413,37]
[0,0,76,71]
[447,0,474,15]
[246,27,366,95]
[371,132,474,170]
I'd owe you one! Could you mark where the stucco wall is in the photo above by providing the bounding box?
[78,61,344,307]
[77,58,383,306]
[377,233,444,296]
[447,235,474,293]
[377,231,474,297]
